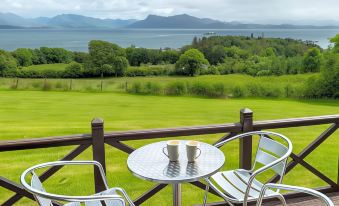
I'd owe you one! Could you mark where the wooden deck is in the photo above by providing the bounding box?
[264,192,339,205]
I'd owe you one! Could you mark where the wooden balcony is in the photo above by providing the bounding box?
[0,108,338,205]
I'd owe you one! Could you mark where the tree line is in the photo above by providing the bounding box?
[0,36,326,78]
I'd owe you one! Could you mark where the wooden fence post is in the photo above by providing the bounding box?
[91,118,106,193]
[239,108,253,170]
[69,79,72,91]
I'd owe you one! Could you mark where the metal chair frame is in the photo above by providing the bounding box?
[257,183,334,206]
[21,160,135,206]
[203,131,293,206]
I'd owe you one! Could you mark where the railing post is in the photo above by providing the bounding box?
[91,118,106,193]
[239,108,253,170]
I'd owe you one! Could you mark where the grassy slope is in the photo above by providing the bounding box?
[22,63,68,71]
[0,91,338,205]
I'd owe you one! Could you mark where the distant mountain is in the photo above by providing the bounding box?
[0,25,25,29]
[0,13,38,27]
[1,12,339,29]
[44,14,137,28]
[128,14,226,28]
[128,14,339,29]
[0,13,137,29]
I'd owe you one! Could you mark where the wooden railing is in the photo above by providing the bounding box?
[0,109,338,206]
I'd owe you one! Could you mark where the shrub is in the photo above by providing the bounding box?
[64,62,83,78]
[189,82,211,96]
[256,70,271,76]
[128,82,143,94]
[143,82,163,95]
[210,83,226,97]
[0,50,17,76]
[165,81,187,95]
[231,85,246,97]
[42,80,52,91]
[126,65,174,77]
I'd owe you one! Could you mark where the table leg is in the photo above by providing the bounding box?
[173,183,181,206]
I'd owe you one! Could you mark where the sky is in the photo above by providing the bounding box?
[1,0,339,24]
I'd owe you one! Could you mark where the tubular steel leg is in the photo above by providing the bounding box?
[203,183,209,206]
[173,183,181,206]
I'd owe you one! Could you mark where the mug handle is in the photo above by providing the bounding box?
[195,148,202,159]
[163,147,169,158]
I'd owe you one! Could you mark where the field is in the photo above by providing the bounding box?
[0,90,338,205]
[22,63,68,71]
[0,73,316,98]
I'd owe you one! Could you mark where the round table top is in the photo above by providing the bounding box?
[127,140,225,184]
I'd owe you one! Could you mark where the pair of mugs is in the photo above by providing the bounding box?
[163,140,201,162]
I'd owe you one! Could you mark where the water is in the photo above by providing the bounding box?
[0,28,338,51]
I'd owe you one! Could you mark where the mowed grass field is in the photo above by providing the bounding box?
[0,90,338,205]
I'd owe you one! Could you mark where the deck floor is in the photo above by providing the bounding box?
[264,192,339,206]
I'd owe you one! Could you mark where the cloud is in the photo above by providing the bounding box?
[0,0,338,23]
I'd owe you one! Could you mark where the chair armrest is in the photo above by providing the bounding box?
[256,183,334,206]
[242,156,289,205]
[110,187,136,206]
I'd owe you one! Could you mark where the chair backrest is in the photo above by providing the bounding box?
[31,172,52,206]
[253,134,289,176]
[21,161,127,206]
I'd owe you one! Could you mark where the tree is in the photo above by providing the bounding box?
[305,52,339,98]
[88,40,126,69]
[12,48,33,67]
[0,50,17,76]
[31,49,47,65]
[40,47,73,64]
[64,62,83,78]
[161,50,180,64]
[302,48,322,73]
[73,52,89,63]
[175,49,209,76]
[112,56,129,77]
[330,34,339,52]
[207,45,226,65]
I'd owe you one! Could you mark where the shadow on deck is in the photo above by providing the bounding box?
[264,192,339,205]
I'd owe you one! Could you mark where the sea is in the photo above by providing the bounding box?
[0,28,338,51]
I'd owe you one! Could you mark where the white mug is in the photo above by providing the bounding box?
[186,140,201,162]
[163,140,180,162]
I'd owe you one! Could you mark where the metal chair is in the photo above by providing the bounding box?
[203,131,293,206]
[257,183,334,206]
[21,161,135,206]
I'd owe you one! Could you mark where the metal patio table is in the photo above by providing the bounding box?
[127,140,225,206]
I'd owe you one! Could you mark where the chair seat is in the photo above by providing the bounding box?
[65,188,125,206]
[211,169,280,203]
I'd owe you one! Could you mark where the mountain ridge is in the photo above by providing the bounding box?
[128,14,339,29]
[1,12,339,29]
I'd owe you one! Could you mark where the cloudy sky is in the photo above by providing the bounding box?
[1,0,339,24]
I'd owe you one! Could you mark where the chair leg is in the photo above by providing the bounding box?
[277,194,287,206]
[203,183,209,206]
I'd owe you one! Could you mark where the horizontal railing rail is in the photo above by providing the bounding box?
[0,110,338,206]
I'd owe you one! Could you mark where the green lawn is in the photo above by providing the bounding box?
[0,91,338,205]
[22,63,68,71]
